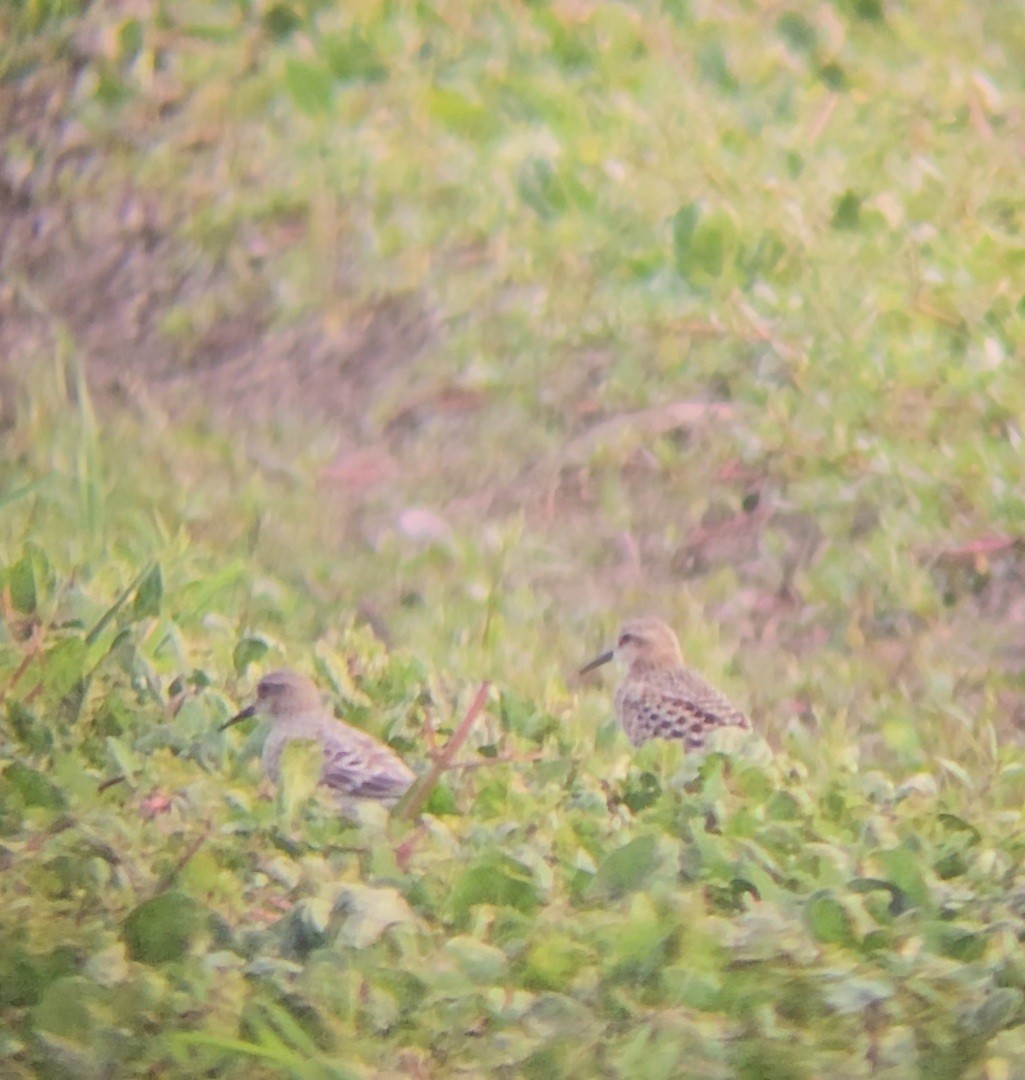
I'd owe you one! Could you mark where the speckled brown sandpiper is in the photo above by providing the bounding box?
[581,616,750,749]
[222,669,415,804]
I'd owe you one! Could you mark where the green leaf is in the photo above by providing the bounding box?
[117,18,143,62]
[0,945,77,1009]
[696,40,738,94]
[426,87,497,139]
[672,202,738,286]
[43,637,87,698]
[424,782,458,815]
[106,736,141,781]
[969,988,1023,1039]
[233,636,269,677]
[284,58,334,116]
[8,553,36,614]
[132,563,163,619]
[32,976,96,1040]
[777,12,818,54]
[874,846,932,910]
[936,813,981,842]
[805,891,856,946]
[522,934,589,991]
[321,30,388,84]
[448,851,540,921]
[262,3,301,40]
[122,891,200,964]
[7,700,51,754]
[832,190,862,229]
[2,762,67,810]
[765,789,803,821]
[838,0,884,21]
[590,834,659,898]
[605,893,669,978]
[445,937,509,985]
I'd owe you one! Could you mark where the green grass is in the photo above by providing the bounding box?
[3,0,1025,1075]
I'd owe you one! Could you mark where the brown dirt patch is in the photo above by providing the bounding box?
[0,54,433,432]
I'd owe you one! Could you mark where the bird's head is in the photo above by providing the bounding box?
[221,669,323,729]
[580,616,684,676]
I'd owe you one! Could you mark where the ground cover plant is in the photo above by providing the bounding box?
[3,0,1025,1076]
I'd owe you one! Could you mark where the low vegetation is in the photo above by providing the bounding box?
[2,1,1025,1076]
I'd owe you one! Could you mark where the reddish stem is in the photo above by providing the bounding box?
[396,680,490,822]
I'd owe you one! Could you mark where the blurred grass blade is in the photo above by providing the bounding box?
[85,563,153,645]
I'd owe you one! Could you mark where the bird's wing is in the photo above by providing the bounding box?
[618,670,750,748]
[321,727,415,800]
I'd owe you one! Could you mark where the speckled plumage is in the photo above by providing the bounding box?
[582,616,750,749]
[223,669,415,804]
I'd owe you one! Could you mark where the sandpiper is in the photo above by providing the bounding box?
[580,616,750,749]
[221,669,415,804]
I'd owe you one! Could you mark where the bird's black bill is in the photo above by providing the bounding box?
[579,649,614,676]
[219,703,257,731]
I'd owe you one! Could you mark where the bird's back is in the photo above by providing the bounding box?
[616,664,750,749]
[263,713,415,803]
[320,721,416,801]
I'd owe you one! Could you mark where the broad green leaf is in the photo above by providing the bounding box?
[590,834,659,898]
[0,945,77,1009]
[321,30,387,84]
[832,190,862,230]
[606,893,668,978]
[8,553,36,614]
[2,762,67,810]
[874,846,932,910]
[233,636,269,676]
[697,40,738,94]
[445,937,509,985]
[777,12,818,53]
[284,58,333,116]
[522,934,589,991]
[122,891,200,964]
[448,851,540,921]
[424,782,458,816]
[105,736,140,780]
[7,700,51,754]
[672,202,738,286]
[970,988,1023,1039]
[262,3,301,40]
[43,636,87,698]
[936,813,981,842]
[805,891,856,946]
[132,563,163,619]
[426,88,496,139]
[32,976,96,1040]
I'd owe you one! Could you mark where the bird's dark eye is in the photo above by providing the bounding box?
[618,633,636,647]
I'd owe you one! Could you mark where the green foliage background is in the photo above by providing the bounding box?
[3,0,1025,1076]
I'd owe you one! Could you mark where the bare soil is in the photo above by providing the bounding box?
[1,55,432,432]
